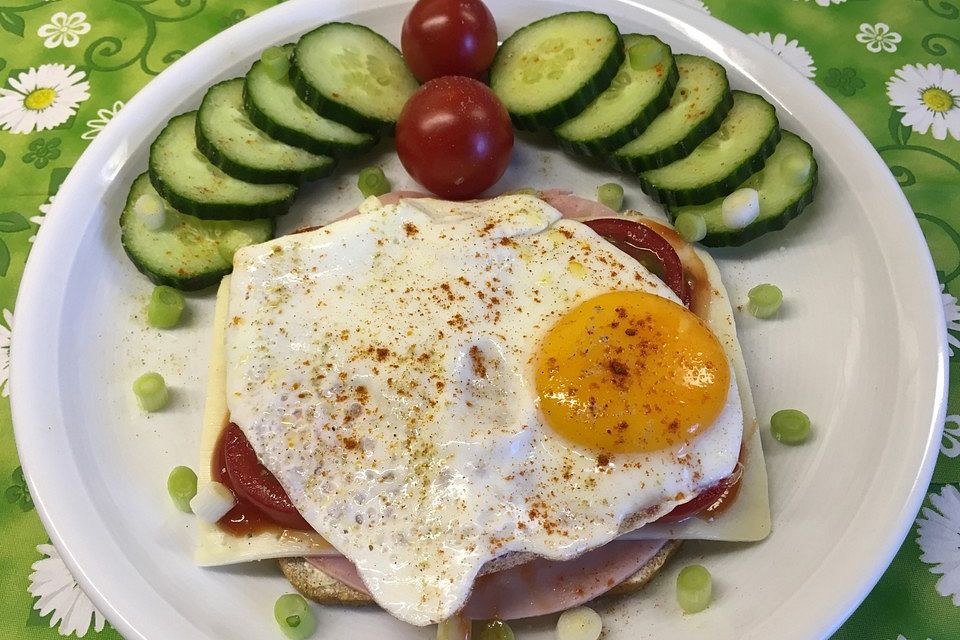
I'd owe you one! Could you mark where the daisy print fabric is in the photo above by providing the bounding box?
[36,12,91,49]
[28,544,106,637]
[855,23,901,54]
[887,64,960,141]
[0,1,957,640]
[0,64,90,135]
[916,485,960,606]
[748,32,816,78]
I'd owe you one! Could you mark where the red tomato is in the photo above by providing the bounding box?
[582,218,691,306]
[401,0,498,82]
[396,76,514,200]
[222,422,312,531]
[655,473,743,523]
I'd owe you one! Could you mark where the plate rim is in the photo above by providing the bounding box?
[10,0,948,638]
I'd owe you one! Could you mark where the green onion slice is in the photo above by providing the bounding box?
[133,372,169,412]
[747,283,783,319]
[676,564,712,613]
[597,182,624,212]
[770,409,811,444]
[782,153,812,185]
[217,229,254,263]
[674,213,706,243]
[274,594,315,640]
[628,40,664,70]
[358,166,391,199]
[167,466,198,513]
[147,285,185,329]
[477,619,515,640]
[262,46,291,81]
[134,193,166,231]
[556,606,603,640]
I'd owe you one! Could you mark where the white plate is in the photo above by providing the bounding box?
[11,0,947,638]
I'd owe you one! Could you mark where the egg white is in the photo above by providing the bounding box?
[225,195,743,625]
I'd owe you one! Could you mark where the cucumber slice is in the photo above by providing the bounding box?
[244,44,378,157]
[611,55,733,172]
[120,173,274,290]
[639,91,781,206]
[668,131,818,247]
[291,23,419,134]
[197,79,336,185]
[554,34,677,157]
[149,112,297,220]
[490,12,624,131]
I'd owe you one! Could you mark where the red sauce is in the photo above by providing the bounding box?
[211,426,282,537]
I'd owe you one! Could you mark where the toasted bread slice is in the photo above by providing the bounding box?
[279,540,683,609]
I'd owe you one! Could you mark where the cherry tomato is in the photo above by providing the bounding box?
[582,218,691,306]
[396,76,514,200]
[222,422,312,531]
[401,0,498,82]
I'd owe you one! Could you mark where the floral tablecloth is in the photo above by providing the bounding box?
[0,0,957,638]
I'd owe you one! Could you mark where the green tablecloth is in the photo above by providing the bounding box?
[0,0,957,637]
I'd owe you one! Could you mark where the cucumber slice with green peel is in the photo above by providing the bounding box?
[639,91,781,207]
[120,173,274,291]
[490,12,624,131]
[291,23,419,135]
[668,131,818,247]
[611,55,733,172]
[149,112,297,220]
[554,34,677,157]
[244,44,378,157]
[197,79,336,185]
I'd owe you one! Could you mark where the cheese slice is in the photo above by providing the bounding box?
[195,277,337,566]
[196,246,770,565]
[623,246,770,541]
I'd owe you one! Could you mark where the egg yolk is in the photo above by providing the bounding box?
[535,291,730,454]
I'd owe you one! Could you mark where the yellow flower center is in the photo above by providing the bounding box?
[922,87,955,113]
[24,88,57,111]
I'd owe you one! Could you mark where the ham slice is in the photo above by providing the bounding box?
[306,539,667,621]
[323,189,611,228]
[306,555,371,595]
[462,540,666,620]
[537,189,620,219]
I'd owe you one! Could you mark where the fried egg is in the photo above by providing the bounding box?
[225,194,743,625]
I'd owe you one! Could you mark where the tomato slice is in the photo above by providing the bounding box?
[582,218,691,307]
[222,422,312,531]
[656,454,745,524]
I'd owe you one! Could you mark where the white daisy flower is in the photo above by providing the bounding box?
[887,63,960,141]
[674,0,711,14]
[855,22,901,53]
[28,544,106,637]
[31,195,54,244]
[0,63,90,135]
[0,308,11,398]
[795,0,846,6]
[36,11,91,49]
[943,284,960,356]
[80,100,123,140]
[916,484,960,606]
[748,32,816,78]
[942,415,960,458]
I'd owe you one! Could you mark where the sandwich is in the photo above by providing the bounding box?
[193,191,770,628]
